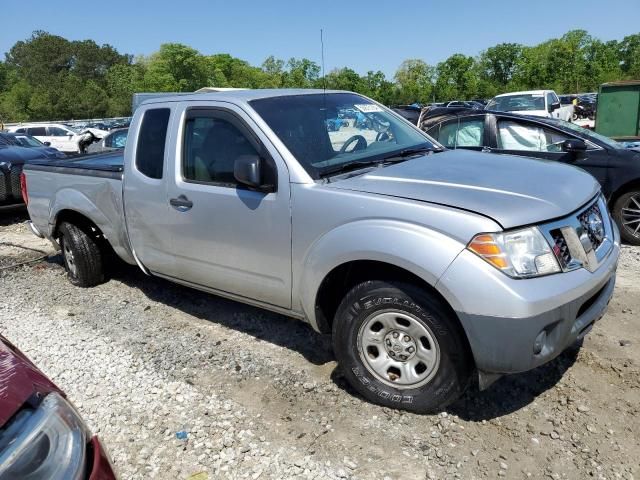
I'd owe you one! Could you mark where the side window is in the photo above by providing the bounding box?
[433,118,484,148]
[497,120,570,152]
[183,113,261,186]
[112,130,128,148]
[456,118,484,147]
[49,127,69,136]
[424,124,440,140]
[136,108,170,179]
[14,128,26,134]
[437,121,459,148]
[27,127,46,136]
[546,93,555,109]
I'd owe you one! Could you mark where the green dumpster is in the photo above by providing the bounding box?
[595,80,640,140]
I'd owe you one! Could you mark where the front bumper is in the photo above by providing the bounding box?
[89,436,117,480]
[436,223,619,381]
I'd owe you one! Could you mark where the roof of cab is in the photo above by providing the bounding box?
[140,88,352,106]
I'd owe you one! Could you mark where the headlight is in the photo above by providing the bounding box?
[468,227,560,278]
[0,393,89,480]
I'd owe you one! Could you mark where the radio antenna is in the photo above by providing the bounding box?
[320,28,327,92]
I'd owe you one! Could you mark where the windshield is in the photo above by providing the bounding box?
[555,120,622,149]
[487,94,546,112]
[14,135,43,147]
[250,93,438,178]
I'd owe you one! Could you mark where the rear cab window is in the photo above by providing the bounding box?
[136,108,170,179]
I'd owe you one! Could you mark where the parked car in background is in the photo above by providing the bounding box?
[442,101,484,109]
[6,124,108,154]
[0,333,116,478]
[486,90,574,122]
[0,132,66,159]
[23,89,619,413]
[420,107,640,244]
[0,139,66,205]
[390,105,422,124]
[86,128,129,154]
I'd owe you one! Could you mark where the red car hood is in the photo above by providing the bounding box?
[0,335,61,426]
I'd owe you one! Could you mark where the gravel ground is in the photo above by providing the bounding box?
[1,210,639,480]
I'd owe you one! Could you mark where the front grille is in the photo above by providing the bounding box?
[0,168,8,202]
[541,195,612,274]
[578,203,605,250]
[551,229,572,267]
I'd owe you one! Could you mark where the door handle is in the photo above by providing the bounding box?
[169,195,193,212]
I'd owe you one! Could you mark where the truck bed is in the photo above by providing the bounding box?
[22,151,135,264]
[24,151,124,179]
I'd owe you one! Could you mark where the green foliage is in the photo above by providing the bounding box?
[1,29,638,122]
[394,59,435,104]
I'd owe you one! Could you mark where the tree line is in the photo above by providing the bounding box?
[0,30,638,122]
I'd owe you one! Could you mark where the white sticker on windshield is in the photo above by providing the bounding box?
[354,104,383,113]
[531,94,544,97]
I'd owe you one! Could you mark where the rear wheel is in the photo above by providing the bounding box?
[613,191,640,245]
[59,222,105,287]
[332,280,471,413]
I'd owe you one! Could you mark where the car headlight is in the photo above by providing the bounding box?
[0,393,89,480]
[468,227,560,278]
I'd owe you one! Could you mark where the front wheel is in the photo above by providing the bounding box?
[613,191,640,245]
[332,281,471,413]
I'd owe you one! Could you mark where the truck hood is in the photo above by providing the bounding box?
[327,149,600,229]
[0,335,60,426]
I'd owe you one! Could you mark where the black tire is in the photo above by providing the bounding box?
[59,222,105,287]
[332,280,472,413]
[613,191,640,245]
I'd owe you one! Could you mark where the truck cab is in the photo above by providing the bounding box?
[22,89,619,413]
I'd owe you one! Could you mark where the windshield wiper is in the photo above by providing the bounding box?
[318,160,382,178]
[383,146,437,161]
[319,145,439,179]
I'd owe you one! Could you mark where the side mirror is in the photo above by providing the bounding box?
[67,133,74,137]
[43,141,51,146]
[234,154,274,192]
[548,101,561,113]
[562,138,587,153]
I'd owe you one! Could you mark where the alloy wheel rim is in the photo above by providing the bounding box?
[357,310,440,389]
[64,243,77,277]
[621,193,640,238]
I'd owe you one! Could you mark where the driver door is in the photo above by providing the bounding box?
[165,103,292,308]
[490,117,608,186]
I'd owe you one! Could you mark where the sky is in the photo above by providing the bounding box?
[1,0,639,78]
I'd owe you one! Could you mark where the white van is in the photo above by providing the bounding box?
[486,90,574,122]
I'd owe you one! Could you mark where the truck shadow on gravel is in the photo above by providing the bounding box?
[446,343,580,421]
[329,344,580,420]
[106,261,336,366]
[48,255,581,419]
[0,206,28,226]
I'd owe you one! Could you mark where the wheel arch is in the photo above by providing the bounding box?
[314,259,467,337]
[609,178,640,207]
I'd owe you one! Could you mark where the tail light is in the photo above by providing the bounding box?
[20,172,28,206]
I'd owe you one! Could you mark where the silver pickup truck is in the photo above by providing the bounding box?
[22,89,620,412]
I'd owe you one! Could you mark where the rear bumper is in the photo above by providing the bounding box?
[26,220,44,238]
[89,436,117,480]
[437,224,619,380]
